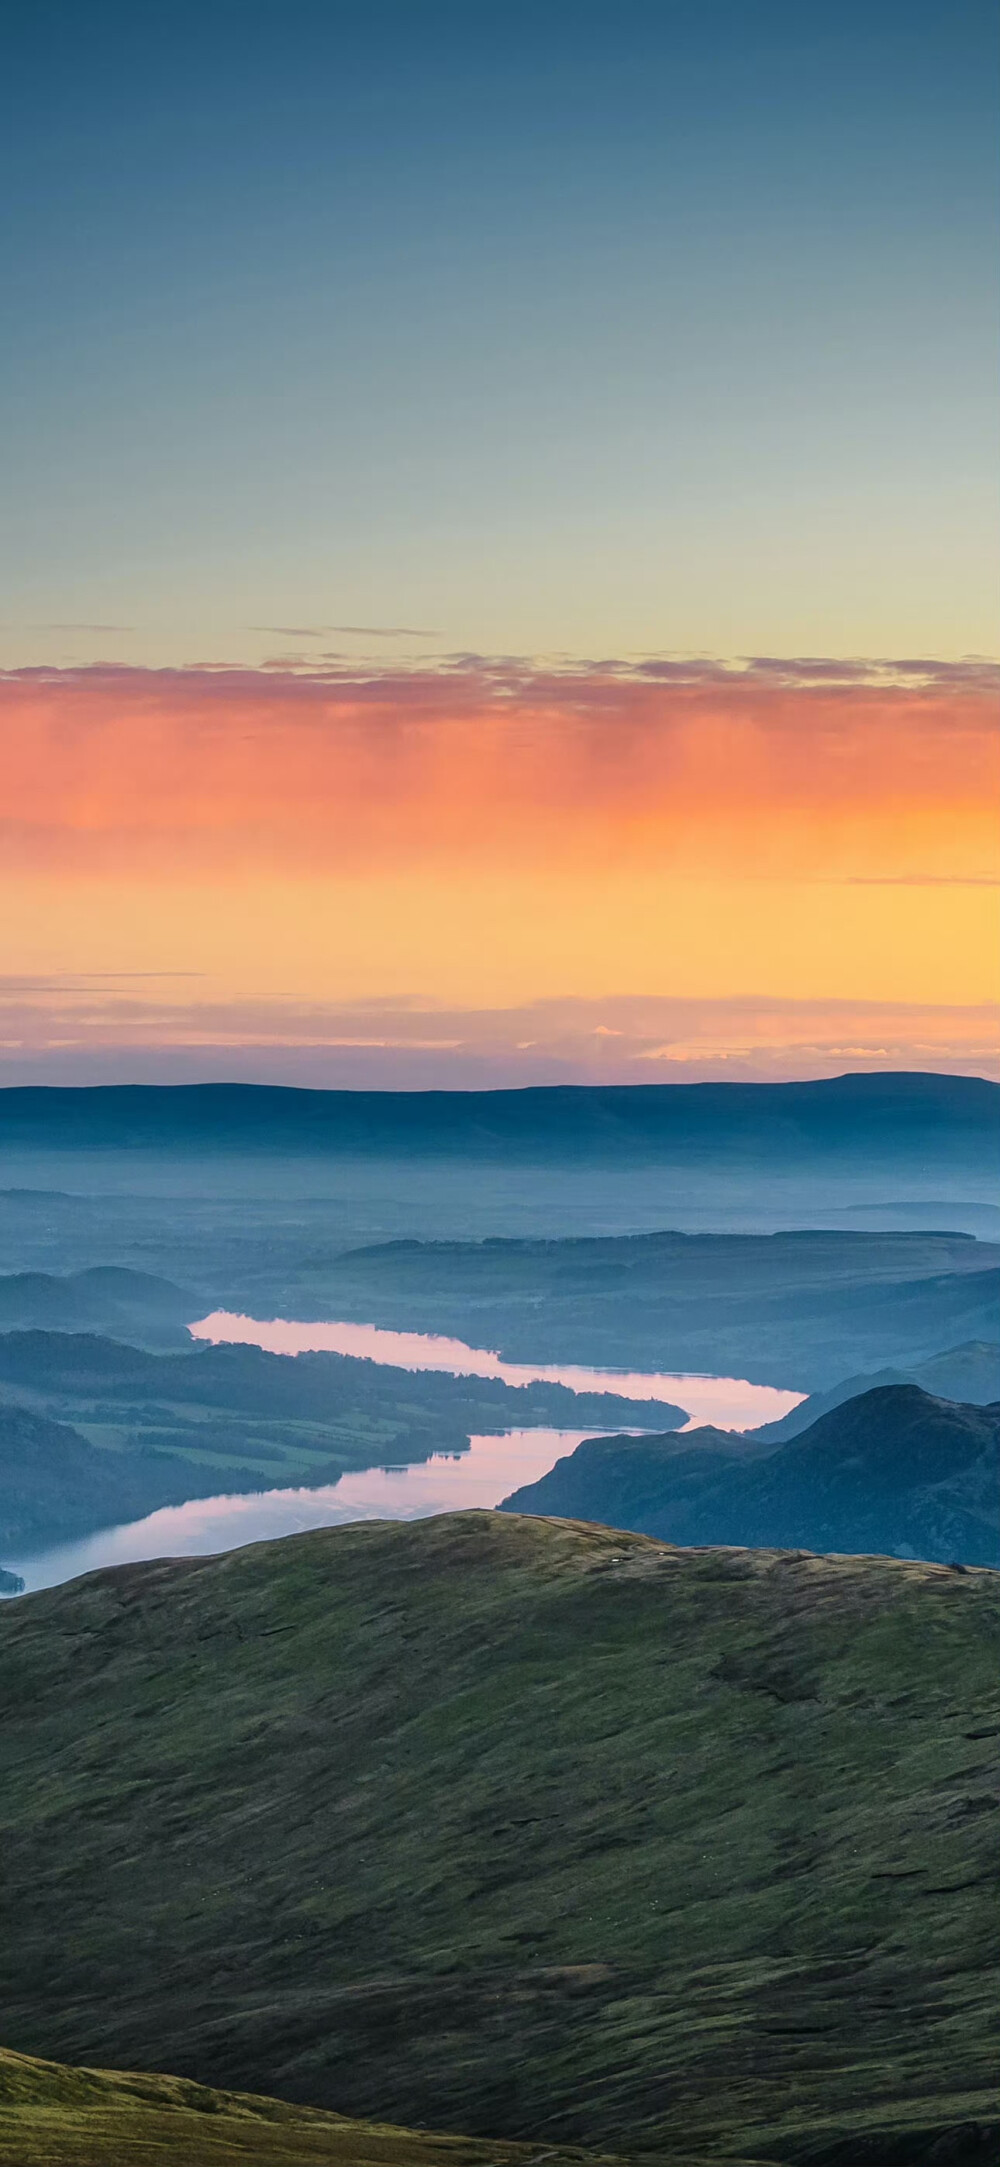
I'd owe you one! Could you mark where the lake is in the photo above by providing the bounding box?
[190,1310,801,1430]
[4,1315,802,1595]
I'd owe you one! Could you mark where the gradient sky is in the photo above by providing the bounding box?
[3,0,997,666]
[1,4,997,1083]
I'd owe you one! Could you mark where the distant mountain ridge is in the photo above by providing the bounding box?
[281,1225,1000,1387]
[0,1072,996,1166]
[748,1340,1000,1439]
[502,1383,1000,1566]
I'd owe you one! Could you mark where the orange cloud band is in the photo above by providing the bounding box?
[2,658,997,883]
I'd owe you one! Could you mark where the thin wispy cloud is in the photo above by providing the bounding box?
[5,653,998,695]
[0,973,202,992]
[0,989,995,1086]
[249,625,441,640]
[844,875,1000,887]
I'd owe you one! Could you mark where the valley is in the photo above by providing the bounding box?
[0,1326,686,1556]
[5,0,998,2149]
[1,1077,998,2167]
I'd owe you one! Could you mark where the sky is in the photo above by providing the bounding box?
[1,1,997,1085]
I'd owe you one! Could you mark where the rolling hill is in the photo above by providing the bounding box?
[0,2044,642,2167]
[278,1228,1000,1386]
[1,1512,997,2163]
[0,1266,199,1346]
[502,1385,1000,1566]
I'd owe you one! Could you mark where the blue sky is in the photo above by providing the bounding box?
[2,0,997,667]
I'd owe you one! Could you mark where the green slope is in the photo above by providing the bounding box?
[1,1513,998,2164]
[0,2045,647,2167]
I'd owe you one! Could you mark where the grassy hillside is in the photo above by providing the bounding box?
[0,1330,682,1552]
[0,2045,647,2167]
[503,1386,1000,1566]
[1,1513,997,2163]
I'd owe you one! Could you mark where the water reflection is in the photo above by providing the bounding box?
[5,1323,804,1597]
[5,1427,599,1595]
[189,1311,802,1431]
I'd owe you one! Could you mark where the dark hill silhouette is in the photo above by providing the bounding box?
[0,1327,682,1433]
[0,1071,996,1167]
[748,1340,1000,1441]
[502,1384,1000,1565]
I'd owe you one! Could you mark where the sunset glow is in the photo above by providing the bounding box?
[1,657,996,1082]
[2,2,996,1089]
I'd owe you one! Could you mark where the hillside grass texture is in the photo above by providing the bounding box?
[1,1513,997,2164]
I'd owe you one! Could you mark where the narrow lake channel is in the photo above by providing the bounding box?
[190,1310,801,1431]
[5,1315,803,1594]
